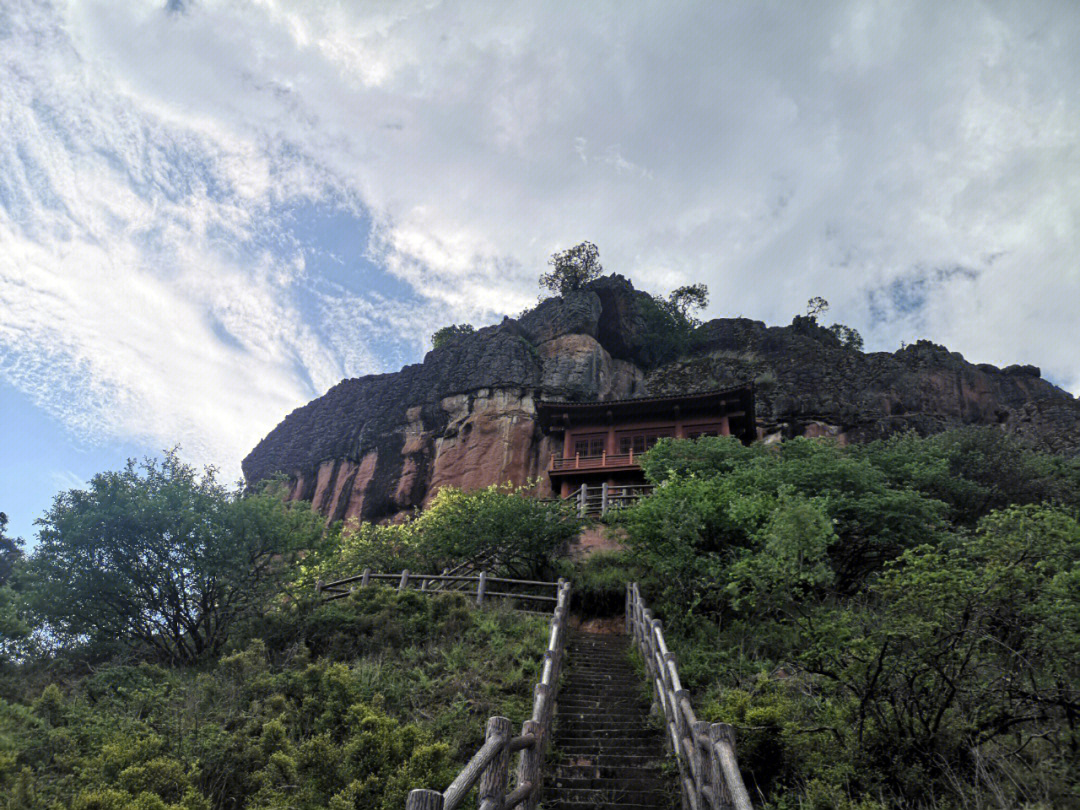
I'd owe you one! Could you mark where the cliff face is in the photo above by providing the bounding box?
[242,275,1080,522]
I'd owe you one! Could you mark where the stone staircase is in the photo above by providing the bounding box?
[545,629,675,809]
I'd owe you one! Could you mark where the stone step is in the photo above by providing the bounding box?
[542,802,671,810]
[557,699,648,708]
[552,774,668,790]
[556,763,667,780]
[555,747,664,759]
[555,725,661,739]
[553,753,667,768]
[545,631,675,809]
[544,787,670,806]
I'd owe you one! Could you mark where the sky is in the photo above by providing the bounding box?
[2,0,1079,542]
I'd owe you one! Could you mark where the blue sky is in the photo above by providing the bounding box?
[2,0,1079,543]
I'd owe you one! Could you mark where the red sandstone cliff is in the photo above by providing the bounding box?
[242,275,1080,522]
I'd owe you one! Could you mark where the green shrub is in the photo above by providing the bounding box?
[0,588,547,810]
[619,429,1080,807]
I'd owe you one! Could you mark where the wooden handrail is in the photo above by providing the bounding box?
[406,579,571,810]
[317,569,560,610]
[626,583,754,810]
[322,572,559,590]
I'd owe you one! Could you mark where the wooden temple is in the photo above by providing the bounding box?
[536,384,756,498]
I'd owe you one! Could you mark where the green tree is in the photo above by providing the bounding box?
[634,283,710,367]
[806,296,829,319]
[409,483,582,579]
[430,323,475,350]
[827,323,864,351]
[539,241,602,296]
[0,512,27,652]
[27,451,328,663]
[667,283,709,323]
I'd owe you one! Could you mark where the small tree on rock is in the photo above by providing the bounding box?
[667,283,710,324]
[540,241,603,296]
[431,323,475,349]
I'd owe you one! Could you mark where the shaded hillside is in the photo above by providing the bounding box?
[243,275,1080,521]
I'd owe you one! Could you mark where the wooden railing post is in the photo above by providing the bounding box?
[515,718,542,810]
[406,789,444,810]
[476,571,487,606]
[699,721,722,810]
[578,484,587,517]
[315,579,324,595]
[399,569,410,590]
[601,482,609,515]
[361,567,371,588]
[478,715,512,810]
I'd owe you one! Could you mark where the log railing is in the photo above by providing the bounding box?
[406,579,571,810]
[317,569,559,613]
[426,548,500,593]
[626,583,754,810]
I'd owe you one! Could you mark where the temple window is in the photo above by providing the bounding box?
[573,434,606,457]
[617,431,673,454]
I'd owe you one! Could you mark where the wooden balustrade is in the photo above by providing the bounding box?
[564,482,654,517]
[551,452,640,472]
[405,579,571,810]
[626,583,754,810]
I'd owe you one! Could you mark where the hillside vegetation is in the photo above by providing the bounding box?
[604,427,1080,809]
[2,426,1078,809]
[0,460,562,810]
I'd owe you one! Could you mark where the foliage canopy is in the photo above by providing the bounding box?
[615,429,1080,807]
[539,241,602,296]
[25,451,328,663]
[430,323,475,350]
[329,482,582,582]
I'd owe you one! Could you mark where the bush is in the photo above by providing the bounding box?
[0,589,548,810]
[559,551,640,617]
[430,324,475,350]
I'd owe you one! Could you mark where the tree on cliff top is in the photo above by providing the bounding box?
[666,283,709,324]
[540,241,602,296]
[796,296,865,352]
[431,323,475,349]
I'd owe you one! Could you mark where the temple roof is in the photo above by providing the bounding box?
[536,384,756,441]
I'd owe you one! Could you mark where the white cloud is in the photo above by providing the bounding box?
[1,0,1078,477]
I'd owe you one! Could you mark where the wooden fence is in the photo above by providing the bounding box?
[565,482,655,517]
[316,569,559,614]
[627,583,754,810]
[406,579,572,810]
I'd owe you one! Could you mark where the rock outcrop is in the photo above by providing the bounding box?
[243,275,1080,522]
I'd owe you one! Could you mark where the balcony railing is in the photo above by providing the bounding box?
[549,451,641,472]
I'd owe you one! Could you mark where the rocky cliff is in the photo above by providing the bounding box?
[242,275,1080,522]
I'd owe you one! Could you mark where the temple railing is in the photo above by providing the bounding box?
[627,583,754,810]
[550,451,640,472]
[564,482,654,517]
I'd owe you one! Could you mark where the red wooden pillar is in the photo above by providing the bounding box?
[720,415,730,436]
